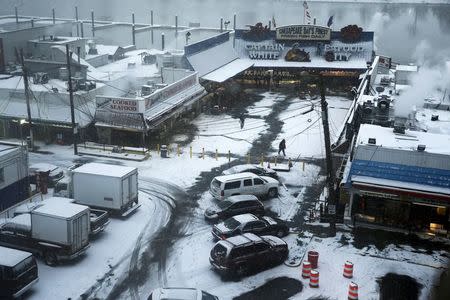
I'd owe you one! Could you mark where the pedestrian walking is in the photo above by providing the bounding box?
[239,113,245,129]
[278,139,286,156]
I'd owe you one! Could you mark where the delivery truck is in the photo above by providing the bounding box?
[54,163,140,217]
[14,197,110,236]
[0,202,90,266]
[0,246,39,299]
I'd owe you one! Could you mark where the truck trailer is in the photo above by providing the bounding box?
[55,163,140,217]
[0,202,90,266]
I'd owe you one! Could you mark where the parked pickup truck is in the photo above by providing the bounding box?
[0,202,91,266]
[14,197,110,237]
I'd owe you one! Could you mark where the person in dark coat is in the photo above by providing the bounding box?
[278,139,286,156]
[239,113,245,129]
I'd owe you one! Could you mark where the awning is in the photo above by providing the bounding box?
[202,59,254,83]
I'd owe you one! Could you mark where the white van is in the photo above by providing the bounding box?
[209,172,279,201]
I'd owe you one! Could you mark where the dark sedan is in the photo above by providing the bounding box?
[222,164,278,179]
[212,213,289,240]
[204,195,264,222]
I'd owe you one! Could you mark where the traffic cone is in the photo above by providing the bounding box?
[343,261,354,278]
[309,270,319,288]
[348,282,358,300]
[301,261,311,278]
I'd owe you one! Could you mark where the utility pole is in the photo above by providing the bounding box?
[20,49,34,150]
[65,44,78,155]
[319,73,336,235]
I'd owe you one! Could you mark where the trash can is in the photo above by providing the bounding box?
[308,250,319,269]
[160,144,168,158]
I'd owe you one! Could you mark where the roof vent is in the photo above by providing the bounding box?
[368,138,376,145]
[417,144,426,152]
[431,115,439,121]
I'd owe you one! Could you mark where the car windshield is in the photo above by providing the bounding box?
[217,200,232,209]
[211,179,221,189]
[201,291,217,300]
[223,217,241,229]
[12,256,35,278]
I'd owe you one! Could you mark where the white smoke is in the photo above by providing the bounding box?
[394,40,450,117]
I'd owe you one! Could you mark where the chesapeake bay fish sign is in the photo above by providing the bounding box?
[276,25,331,41]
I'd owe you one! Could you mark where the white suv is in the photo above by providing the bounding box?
[210,172,279,201]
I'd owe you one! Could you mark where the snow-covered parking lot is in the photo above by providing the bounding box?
[17,90,448,300]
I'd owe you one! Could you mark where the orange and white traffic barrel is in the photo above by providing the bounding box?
[301,261,311,278]
[343,261,354,278]
[309,270,319,288]
[348,282,358,300]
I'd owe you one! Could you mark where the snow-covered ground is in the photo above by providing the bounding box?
[15,90,447,300]
[272,95,352,159]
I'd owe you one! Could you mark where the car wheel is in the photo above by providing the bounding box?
[43,251,58,266]
[268,188,278,198]
[276,229,286,238]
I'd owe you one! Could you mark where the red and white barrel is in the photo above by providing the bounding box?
[348,282,358,300]
[301,261,311,278]
[343,261,354,278]
[309,270,319,288]
[308,251,319,269]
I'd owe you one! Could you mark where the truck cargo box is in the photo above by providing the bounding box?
[71,163,139,215]
[31,202,90,250]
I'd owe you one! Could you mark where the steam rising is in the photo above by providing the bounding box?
[394,40,450,118]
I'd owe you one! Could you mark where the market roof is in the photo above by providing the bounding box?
[0,246,32,267]
[396,64,418,72]
[0,144,18,156]
[73,162,136,177]
[33,201,89,218]
[356,124,450,156]
[202,59,254,82]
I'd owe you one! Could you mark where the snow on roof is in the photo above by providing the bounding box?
[202,59,254,82]
[73,162,136,177]
[29,36,84,44]
[396,64,418,72]
[0,144,18,156]
[226,233,261,246]
[356,124,450,155]
[226,195,259,203]
[214,172,257,182]
[94,44,120,56]
[232,213,258,224]
[187,39,238,77]
[0,246,32,267]
[44,197,75,204]
[11,213,31,229]
[416,108,450,136]
[33,201,89,218]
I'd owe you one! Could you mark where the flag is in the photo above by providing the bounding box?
[272,15,277,28]
[306,10,311,20]
[303,1,309,9]
[327,15,334,27]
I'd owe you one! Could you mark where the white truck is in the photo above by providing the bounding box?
[54,163,140,217]
[0,202,90,266]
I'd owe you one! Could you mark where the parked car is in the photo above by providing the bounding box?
[0,246,39,299]
[204,195,264,221]
[222,164,278,179]
[147,287,218,300]
[212,213,289,240]
[29,163,64,187]
[209,233,288,276]
[209,172,279,201]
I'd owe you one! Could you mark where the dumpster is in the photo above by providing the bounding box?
[160,145,168,158]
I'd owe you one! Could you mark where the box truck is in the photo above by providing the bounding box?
[54,163,140,217]
[14,197,110,236]
[0,246,38,299]
[0,202,90,266]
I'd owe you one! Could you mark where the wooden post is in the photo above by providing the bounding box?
[303,161,305,171]
[190,146,192,158]
[157,144,160,154]
[228,150,231,162]
[247,153,250,164]
[275,156,277,166]
[260,154,264,167]
[202,147,205,159]
[215,149,218,161]
[177,144,180,157]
